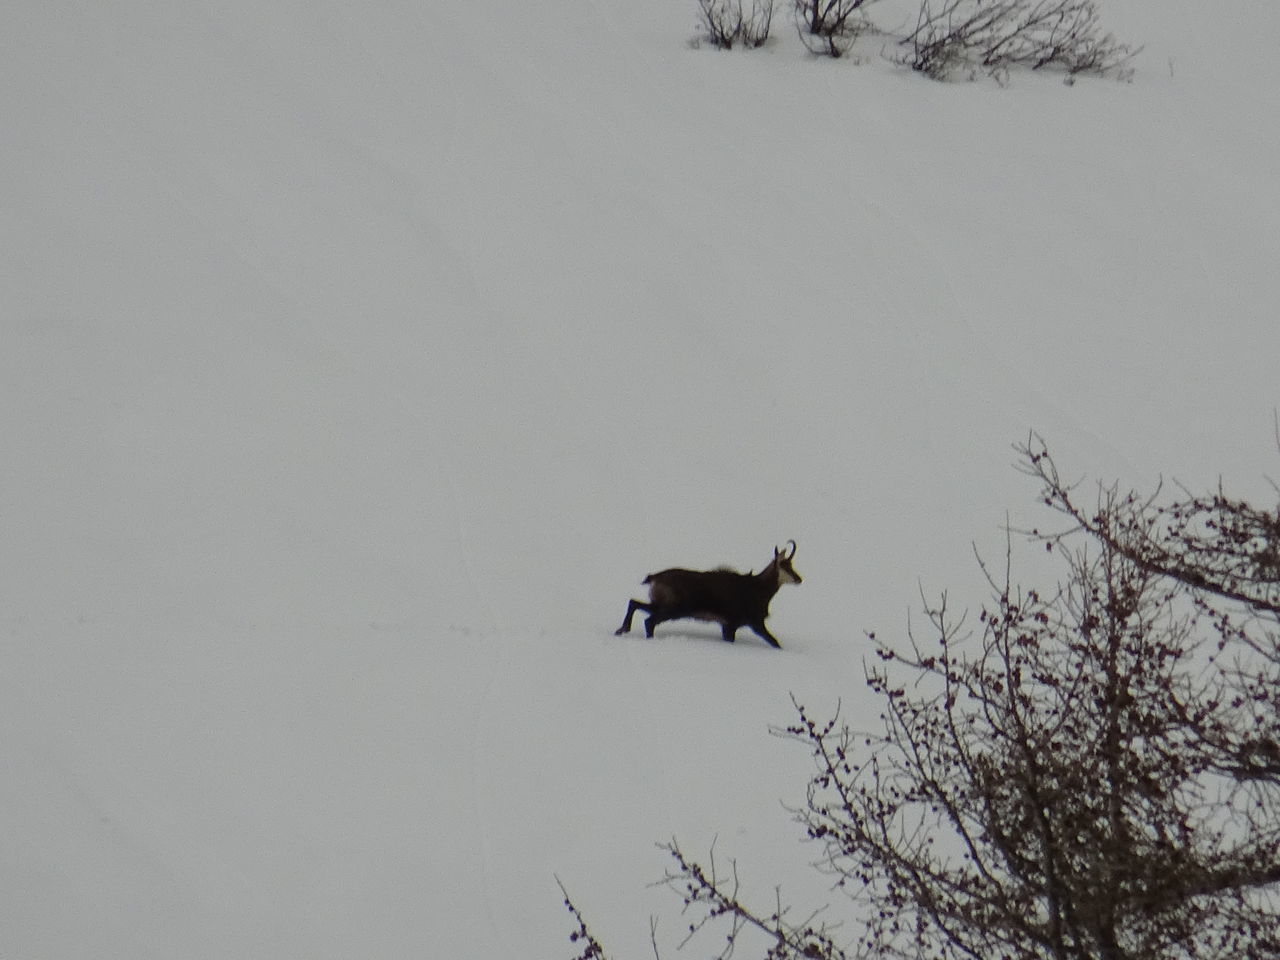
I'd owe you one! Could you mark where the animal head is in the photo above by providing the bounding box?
[773,540,802,585]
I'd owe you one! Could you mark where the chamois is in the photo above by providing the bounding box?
[614,541,801,648]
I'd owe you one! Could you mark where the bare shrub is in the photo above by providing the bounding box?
[696,0,775,49]
[794,0,876,57]
[900,0,1139,79]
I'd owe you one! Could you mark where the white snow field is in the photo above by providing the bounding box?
[3,0,1278,956]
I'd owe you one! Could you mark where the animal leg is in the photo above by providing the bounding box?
[749,622,783,649]
[721,623,738,643]
[645,606,687,637]
[616,599,651,636]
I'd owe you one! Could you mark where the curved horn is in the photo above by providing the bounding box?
[785,539,797,559]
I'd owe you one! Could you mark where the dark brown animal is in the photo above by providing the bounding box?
[614,541,802,648]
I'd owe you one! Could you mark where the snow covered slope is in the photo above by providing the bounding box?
[3,1,1278,956]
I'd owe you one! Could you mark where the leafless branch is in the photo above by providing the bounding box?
[898,0,1138,80]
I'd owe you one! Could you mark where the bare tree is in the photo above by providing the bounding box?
[563,436,1280,960]
[794,0,876,57]
[899,0,1138,80]
[1018,434,1280,794]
